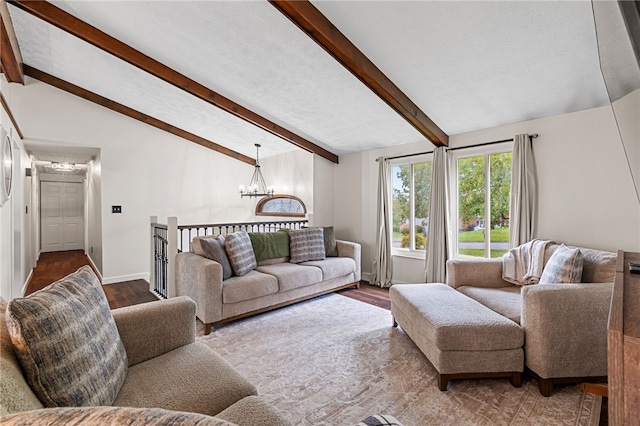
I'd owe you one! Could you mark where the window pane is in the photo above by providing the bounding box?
[413,162,432,250]
[458,156,485,257]
[489,152,512,258]
[392,165,409,249]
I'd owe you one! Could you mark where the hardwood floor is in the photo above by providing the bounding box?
[24,254,606,425]
[25,250,158,309]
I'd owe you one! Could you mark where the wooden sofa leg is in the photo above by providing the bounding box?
[437,374,449,391]
[204,323,213,335]
[510,372,522,388]
[537,377,553,397]
[392,316,398,327]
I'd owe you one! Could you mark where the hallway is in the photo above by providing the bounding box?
[25,250,158,309]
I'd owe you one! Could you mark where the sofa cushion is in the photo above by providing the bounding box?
[457,286,522,324]
[200,235,233,280]
[5,266,128,407]
[225,231,257,276]
[539,244,584,283]
[114,343,257,417]
[0,406,235,426]
[580,247,617,283]
[322,226,338,257]
[222,270,279,304]
[289,227,326,263]
[302,257,356,281]
[0,298,44,415]
[248,230,290,263]
[257,263,323,292]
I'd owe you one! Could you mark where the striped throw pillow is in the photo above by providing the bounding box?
[289,227,326,263]
[539,244,584,284]
[224,231,257,276]
[6,266,128,407]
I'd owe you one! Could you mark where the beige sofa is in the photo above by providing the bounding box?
[445,243,616,396]
[1,272,290,425]
[176,235,361,334]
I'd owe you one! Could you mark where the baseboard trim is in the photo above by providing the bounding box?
[21,269,34,297]
[102,272,150,285]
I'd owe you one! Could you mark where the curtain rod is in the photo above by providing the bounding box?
[377,133,539,162]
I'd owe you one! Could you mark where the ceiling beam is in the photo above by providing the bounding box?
[9,1,339,164]
[270,0,449,147]
[0,0,24,84]
[0,93,24,139]
[24,66,256,166]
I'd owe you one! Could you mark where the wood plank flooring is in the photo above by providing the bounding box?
[24,251,606,425]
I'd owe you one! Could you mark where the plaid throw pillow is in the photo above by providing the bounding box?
[6,266,128,407]
[289,227,326,263]
[539,244,584,284]
[224,231,257,276]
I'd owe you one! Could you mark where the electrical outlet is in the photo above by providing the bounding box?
[112,205,122,214]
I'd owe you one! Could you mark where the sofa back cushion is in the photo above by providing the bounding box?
[544,243,616,283]
[0,298,44,415]
[5,266,128,407]
[248,230,290,263]
[225,231,258,276]
[200,235,233,280]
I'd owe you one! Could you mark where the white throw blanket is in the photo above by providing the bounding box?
[502,239,553,285]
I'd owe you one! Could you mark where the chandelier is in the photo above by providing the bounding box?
[240,144,274,198]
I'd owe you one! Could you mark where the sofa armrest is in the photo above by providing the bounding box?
[446,258,511,289]
[522,283,613,378]
[336,240,361,281]
[112,296,196,367]
[176,252,224,326]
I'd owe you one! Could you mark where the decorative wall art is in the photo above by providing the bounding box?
[255,194,306,217]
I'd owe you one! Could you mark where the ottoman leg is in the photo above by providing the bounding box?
[510,372,522,388]
[437,373,450,391]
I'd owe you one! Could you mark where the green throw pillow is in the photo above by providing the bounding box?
[248,230,290,263]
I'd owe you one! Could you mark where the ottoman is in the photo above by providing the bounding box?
[390,283,524,391]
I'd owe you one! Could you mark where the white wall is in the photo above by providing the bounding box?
[5,77,313,285]
[611,88,640,203]
[86,154,103,274]
[311,155,335,227]
[1,76,31,300]
[333,105,640,284]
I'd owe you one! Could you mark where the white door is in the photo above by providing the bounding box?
[41,182,84,252]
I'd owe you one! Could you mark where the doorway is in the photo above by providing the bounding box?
[40,181,85,252]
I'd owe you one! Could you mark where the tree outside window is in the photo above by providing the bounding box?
[391,160,432,252]
[456,151,512,258]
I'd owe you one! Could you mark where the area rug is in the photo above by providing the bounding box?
[197,294,601,426]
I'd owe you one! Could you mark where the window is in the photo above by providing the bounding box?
[390,155,432,256]
[451,144,512,258]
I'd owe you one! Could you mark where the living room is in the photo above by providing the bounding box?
[1,1,639,425]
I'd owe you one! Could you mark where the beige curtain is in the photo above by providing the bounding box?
[509,134,537,247]
[371,157,393,287]
[425,147,450,283]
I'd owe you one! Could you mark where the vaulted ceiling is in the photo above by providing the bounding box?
[0,1,623,165]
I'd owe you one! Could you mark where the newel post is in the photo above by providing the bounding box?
[167,216,178,298]
[149,215,157,293]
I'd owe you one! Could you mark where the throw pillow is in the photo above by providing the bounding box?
[5,266,128,407]
[355,414,404,426]
[322,226,338,257]
[248,230,290,262]
[539,244,584,284]
[200,235,233,280]
[0,406,235,426]
[225,231,258,276]
[289,227,326,263]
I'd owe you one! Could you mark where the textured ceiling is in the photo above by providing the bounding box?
[5,1,625,163]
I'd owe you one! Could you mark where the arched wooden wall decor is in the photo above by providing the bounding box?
[255,194,306,217]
